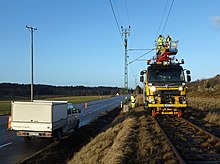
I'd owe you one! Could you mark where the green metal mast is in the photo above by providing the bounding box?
[121,26,130,94]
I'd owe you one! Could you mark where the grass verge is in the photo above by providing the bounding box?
[187,97,220,126]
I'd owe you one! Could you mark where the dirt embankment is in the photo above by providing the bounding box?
[69,107,178,164]
[187,75,220,133]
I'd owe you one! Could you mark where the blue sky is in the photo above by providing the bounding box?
[0,0,219,88]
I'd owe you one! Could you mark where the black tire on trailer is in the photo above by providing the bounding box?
[54,129,62,142]
[24,136,32,141]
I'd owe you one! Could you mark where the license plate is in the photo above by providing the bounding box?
[164,104,174,107]
[30,132,40,136]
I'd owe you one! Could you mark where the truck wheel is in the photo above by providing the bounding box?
[74,120,79,130]
[54,130,62,142]
[146,108,152,116]
[24,136,31,141]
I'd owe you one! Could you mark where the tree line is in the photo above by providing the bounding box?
[0,83,124,100]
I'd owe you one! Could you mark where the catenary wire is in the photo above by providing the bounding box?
[124,0,130,25]
[109,0,123,43]
[113,0,122,26]
[128,61,138,87]
[155,0,169,39]
[129,49,155,65]
[161,0,175,35]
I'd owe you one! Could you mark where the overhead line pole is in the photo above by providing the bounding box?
[26,25,37,102]
[121,26,130,94]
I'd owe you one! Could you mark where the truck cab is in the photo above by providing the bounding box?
[140,61,191,116]
[67,103,81,131]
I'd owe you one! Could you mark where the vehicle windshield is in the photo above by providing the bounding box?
[148,69,185,83]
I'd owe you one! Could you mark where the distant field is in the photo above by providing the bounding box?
[0,101,11,115]
[46,95,111,104]
[0,95,111,116]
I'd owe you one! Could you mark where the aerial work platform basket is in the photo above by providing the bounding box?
[156,40,179,62]
[168,41,178,55]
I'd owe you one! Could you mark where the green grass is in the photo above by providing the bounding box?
[0,101,11,115]
[46,95,111,104]
[0,95,111,116]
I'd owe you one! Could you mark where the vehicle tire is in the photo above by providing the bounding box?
[146,107,152,116]
[144,102,148,110]
[181,108,185,114]
[24,136,32,141]
[54,130,62,142]
[74,120,79,130]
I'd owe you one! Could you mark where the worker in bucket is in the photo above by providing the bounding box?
[157,35,164,56]
[130,95,136,109]
[165,34,172,50]
[166,34,172,43]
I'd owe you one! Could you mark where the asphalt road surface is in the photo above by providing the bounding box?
[0,95,126,164]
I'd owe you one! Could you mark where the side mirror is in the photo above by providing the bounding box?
[140,76,144,82]
[140,70,146,76]
[73,108,81,113]
[186,70,190,74]
[187,75,191,82]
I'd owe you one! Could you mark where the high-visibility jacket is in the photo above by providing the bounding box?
[130,96,136,103]
[157,36,164,46]
[166,36,172,42]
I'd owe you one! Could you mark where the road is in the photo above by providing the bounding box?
[0,95,126,164]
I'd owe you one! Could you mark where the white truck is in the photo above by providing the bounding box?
[11,100,81,141]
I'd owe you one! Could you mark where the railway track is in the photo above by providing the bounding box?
[155,115,220,163]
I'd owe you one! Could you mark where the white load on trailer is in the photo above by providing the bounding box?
[11,100,81,141]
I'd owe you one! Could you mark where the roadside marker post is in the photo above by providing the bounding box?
[84,102,88,109]
[7,115,12,130]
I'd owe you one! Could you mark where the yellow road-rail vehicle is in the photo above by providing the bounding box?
[140,40,191,116]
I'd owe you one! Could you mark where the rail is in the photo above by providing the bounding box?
[155,115,220,163]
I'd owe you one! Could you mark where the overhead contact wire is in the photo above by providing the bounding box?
[129,49,155,65]
[124,0,130,25]
[155,0,169,38]
[162,0,175,35]
[109,0,123,43]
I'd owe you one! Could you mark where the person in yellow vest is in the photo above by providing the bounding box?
[130,95,136,109]
[157,35,164,56]
[166,34,172,43]
[165,34,172,50]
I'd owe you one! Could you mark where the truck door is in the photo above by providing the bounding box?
[72,107,78,126]
[67,104,74,130]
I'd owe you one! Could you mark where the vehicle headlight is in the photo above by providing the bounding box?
[150,86,156,92]
[178,86,183,91]
[148,97,155,103]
